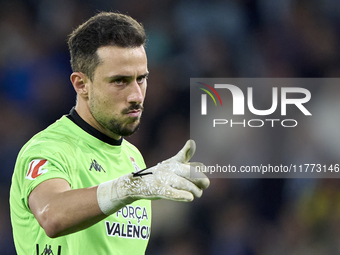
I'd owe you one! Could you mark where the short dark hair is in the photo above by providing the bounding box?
[67,12,146,80]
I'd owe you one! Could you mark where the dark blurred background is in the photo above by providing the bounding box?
[1,0,340,254]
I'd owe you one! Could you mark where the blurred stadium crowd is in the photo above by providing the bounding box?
[1,0,340,254]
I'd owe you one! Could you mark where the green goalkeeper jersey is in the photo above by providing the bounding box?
[10,108,151,255]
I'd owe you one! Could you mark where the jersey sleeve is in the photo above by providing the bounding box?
[17,139,74,212]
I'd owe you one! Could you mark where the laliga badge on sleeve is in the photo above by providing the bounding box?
[25,159,48,180]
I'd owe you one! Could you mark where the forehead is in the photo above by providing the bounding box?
[95,45,147,76]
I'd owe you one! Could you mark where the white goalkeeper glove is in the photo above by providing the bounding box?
[97,140,210,215]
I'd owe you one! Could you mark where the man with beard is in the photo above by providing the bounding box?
[10,11,209,255]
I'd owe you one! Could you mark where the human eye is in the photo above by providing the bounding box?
[137,74,148,84]
[113,78,126,86]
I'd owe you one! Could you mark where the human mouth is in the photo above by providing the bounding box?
[123,105,144,118]
[126,110,141,118]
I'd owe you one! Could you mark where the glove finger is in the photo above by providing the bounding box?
[169,139,196,163]
[135,181,194,202]
[171,163,210,190]
[188,162,210,189]
[156,184,194,202]
[170,177,203,198]
[156,170,203,198]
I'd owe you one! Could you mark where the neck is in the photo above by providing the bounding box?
[75,102,121,141]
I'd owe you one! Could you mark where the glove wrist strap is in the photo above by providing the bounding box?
[97,180,126,215]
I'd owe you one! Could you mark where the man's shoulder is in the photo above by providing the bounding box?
[121,139,143,156]
[20,116,79,156]
[39,115,79,139]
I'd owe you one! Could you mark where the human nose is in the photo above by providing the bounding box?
[127,81,144,104]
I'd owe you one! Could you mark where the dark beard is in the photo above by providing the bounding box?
[91,101,144,138]
[106,118,141,137]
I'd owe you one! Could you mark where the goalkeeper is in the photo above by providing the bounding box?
[9,11,209,255]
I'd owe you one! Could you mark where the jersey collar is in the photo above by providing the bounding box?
[66,107,123,146]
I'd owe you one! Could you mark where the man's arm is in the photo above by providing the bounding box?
[28,178,106,238]
[28,140,209,238]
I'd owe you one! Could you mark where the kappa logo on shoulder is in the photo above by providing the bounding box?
[89,159,106,173]
[25,159,48,180]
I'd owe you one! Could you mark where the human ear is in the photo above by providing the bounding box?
[70,72,89,99]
